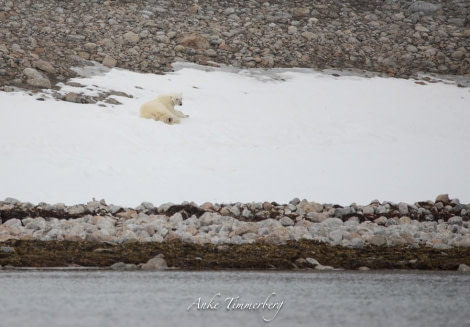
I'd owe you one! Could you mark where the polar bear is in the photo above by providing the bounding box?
[140,92,188,124]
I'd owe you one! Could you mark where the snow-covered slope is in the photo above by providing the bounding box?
[1,63,469,207]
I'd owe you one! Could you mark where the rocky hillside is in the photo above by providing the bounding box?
[0,0,469,90]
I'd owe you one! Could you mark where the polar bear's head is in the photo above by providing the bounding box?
[169,92,183,106]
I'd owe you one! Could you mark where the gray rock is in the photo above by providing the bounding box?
[86,200,101,213]
[374,216,388,225]
[398,202,409,215]
[140,254,168,271]
[305,257,320,266]
[33,59,56,74]
[328,229,343,245]
[361,205,375,216]
[448,216,463,226]
[435,194,450,205]
[263,202,273,211]
[303,202,324,213]
[264,227,291,245]
[321,218,343,228]
[376,205,389,215]
[177,32,210,49]
[241,208,252,219]
[334,206,355,218]
[123,31,140,44]
[451,50,465,60]
[68,205,86,215]
[347,238,364,249]
[407,1,440,15]
[102,55,117,68]
[3,197,20,204]
[280,216,294,226]
[458,264,470,272]
[199,212,217,226]
[289,198,301,206]
[370,235,387,246]
[108,204,122,214]
[399,216,412,225]
[23,67,51,89]
[229,205,241,217]
[0,246,15,253]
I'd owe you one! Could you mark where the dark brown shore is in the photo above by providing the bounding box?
[1,240,470,271]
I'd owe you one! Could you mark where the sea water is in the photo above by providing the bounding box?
[0,270,469,327]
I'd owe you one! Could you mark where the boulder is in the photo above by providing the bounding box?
[140,254,168,271]
[177,32,210,49]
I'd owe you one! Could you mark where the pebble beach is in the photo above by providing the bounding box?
[1,195,470,271]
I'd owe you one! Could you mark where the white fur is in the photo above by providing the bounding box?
[139,93,187,124]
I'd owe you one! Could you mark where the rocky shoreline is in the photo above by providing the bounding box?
[1,0,469,271]
[1,195,470,270]
[1,0,469,91]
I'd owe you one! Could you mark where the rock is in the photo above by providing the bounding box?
[102,55,117,68]
[241,208,252,219]
[68,204,86,215]
[328,229,343,245]
[23,68,51,89]
[110,262,138,271]
[321,218,343,228]
[123,31,140,44]
[398,202,409,215]
[305,257,320,266]
[140,254,168,271]
[233,222,258,236]
[361,205,375,216]
[177,32,210,49]
[374,216,388,225]
[388,235,406,246]
[358,266,370,271]
[292,7,310,18]
[303,202,323,213]
[448,216,463,226]
[0,246,15,253]
[435,194,450,205]
[33,60,56,74]
[287,26,297,35]
[229,205,241,217]
[264,227,291,245]
[407,1,440,15]
[451,51,465,60]
[334,206,355,218]
[399,216,412,225]
[263,202,273,211]
[458,264,470,272]
[370,235,387,246]
[280,216,294,226]
[347,238,364,249]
